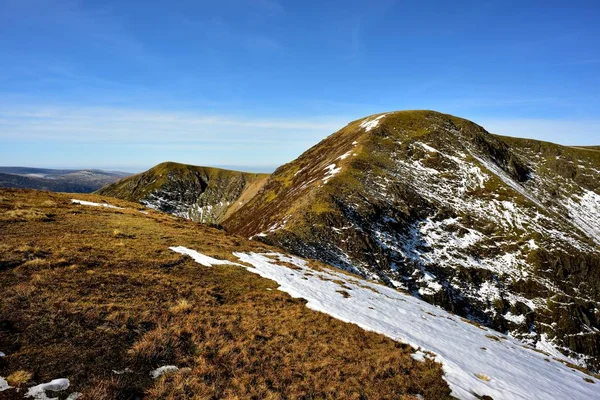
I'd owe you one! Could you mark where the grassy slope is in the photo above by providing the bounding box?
[0,189,450,399]
[223,110,482,235]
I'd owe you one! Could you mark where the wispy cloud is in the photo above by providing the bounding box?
[0,105,348,144]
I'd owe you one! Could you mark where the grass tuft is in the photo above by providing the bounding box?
[6,370,32,386]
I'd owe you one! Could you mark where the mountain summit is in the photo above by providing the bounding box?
[223,110,600,370]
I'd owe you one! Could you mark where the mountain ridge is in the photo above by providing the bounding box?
[96,161,269,225]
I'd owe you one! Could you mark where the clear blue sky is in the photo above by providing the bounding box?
[1,0,599,172]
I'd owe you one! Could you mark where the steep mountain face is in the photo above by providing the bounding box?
[224,110,600,370]
[96,162,269,225]
[0,167,129,193]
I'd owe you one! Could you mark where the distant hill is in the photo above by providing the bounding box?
[571,146,600,152]
[0,167,130,193]
[96,162,269,225]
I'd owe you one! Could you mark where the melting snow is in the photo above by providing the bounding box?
[150,365,179,379]
[563,188,600,244]
[359,114,387,132]
[112,368,133,375]
[26,378,70,399]
[71,199,122,209]
[337,151,352,160]
[322,164,342,184]
[419,143,439,153]
[169,246,243,267]
[411,350,430,362]
[228,251,598,400]
[0,377,11,392]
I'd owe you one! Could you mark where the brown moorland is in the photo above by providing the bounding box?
[0,189,451,399]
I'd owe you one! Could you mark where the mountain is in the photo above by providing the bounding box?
[0,188,597,400]
[0,167,130,193]
[96,162,269,225]
[223,110,600,370]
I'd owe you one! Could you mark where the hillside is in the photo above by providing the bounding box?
[0,189,450,399]
[1,189,597,399]
[96,162,269,225]
[223,110,600,371]
[0,167,130,193]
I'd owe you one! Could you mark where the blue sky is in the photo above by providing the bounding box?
[1,0,599,172]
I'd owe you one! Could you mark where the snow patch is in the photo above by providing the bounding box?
[322,164,342,184]
[0,377,11,392]
[360,114,387,132]
[26,378,70,399]
[411,350,428,362]
[112,368,133,375]
[337,151,352,160]
[169,246,243,267]
[504,312,526,325]
[71,199,122,209]
[150,365,179,379]
[563,188,600,244]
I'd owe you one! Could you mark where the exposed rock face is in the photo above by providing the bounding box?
[223,110,600,370]
[96,162,269,225]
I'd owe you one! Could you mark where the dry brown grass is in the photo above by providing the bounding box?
[6,370,32,387]
[0,188,451,399]
[169,299,192,314]
[3,208,53,222]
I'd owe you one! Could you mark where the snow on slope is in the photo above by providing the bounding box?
[0,377,10,392]
[71,199,123,209]
[360,114,387,132]
[169,246,243,267]
[564,188,600,244]
[171,246,598,400]
[25,378,74,399]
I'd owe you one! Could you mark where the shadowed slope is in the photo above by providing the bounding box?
[96,162,269,225]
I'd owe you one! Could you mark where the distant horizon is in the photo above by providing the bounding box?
[1,113,599,175]
[0,163,278,174]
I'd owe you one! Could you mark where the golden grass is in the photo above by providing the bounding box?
[475,373,491,381]
[0,188,451,399]
[6,370,32,386]
[169,299,192,314]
